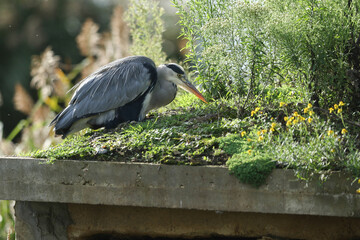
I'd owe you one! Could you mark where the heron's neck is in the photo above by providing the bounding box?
[151,77,177,109]
[141,75,176,118]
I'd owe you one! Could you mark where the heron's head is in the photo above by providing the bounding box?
[161,63,207,103]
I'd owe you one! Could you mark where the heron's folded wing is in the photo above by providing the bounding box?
[67,57,156,119]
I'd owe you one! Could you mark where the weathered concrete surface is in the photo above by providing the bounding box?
[67,204,360,240]
[14,202,72,240]
[14,201,360,240]
[1,157,359,217]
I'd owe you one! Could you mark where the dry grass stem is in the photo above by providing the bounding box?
[13,83,34,115]
[76,18,101,57]
[32,106,50,123]
[30,47,60,97]
[77,7,130,78]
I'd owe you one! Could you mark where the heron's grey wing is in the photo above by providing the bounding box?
[66,57,156,119]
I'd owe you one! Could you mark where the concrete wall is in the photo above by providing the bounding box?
[14,201,360,240]
[1,157,360,239]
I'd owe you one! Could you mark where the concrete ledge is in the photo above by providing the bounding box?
[1,157,359,217]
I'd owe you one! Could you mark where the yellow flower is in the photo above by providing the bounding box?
[337,108,342,114]
[327,130,334,136]
[309,111,314,116]
[293,119,299,125]
[358,179,360,184]
[303,107,309,114]
[257,131,261,136]
[284,116,289,122]
[247,138,252,142]
[329,107,334,113]
[357,189,360,194]
[294,111,299,117]
[271,122,277,128]
[339,101,345,106]
[308,117,313,123]
[241,131,246,137]
[334,104,339,110]
[341,128,348,135]
[279,102,286,107]
[255,107,260,112]
[286,120,292,126]
[331,149,335,153]
[270,127,275,132]
[251,111,255,117]
[261,129,267,134]
[258,136,264,141]
[307,103,312,108]
[247,149,252,155]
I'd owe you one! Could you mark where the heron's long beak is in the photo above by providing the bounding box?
[178,78,207,103]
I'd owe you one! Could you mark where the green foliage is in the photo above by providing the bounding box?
[244,102,360,182]
[172,0,360,186]
[174,0,360,115]
[267,0,360,110]
[0,201,15,240]
[219,133,276,187]
[218,134,247,155]
[227,154,276,188]
[173,0,281,106]
[125,0,167,65]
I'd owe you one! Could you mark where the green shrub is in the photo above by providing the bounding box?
[174,0,360,115]
[227,153,276,188]
[219,133,276,187]
[173,0,278,105]
[267,0,360,111]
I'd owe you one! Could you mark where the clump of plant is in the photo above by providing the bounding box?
[267,0,360,112]
[174,0,360,117]
[223,101,360,185]
[174,0,278,109]
[271,102,360,181]
[227,154,276,188]
[219,134,276,188]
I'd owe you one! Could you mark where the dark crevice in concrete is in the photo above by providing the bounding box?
[82,233,299,240]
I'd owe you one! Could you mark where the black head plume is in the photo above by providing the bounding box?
[165,64,185,74]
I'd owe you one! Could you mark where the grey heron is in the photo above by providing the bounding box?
[50,56,207,138]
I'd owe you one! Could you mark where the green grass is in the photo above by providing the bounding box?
[28,93,360,187]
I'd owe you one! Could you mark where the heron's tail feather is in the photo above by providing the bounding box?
[50,106,85,138]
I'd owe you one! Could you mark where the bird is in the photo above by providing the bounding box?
[50,55,207,138]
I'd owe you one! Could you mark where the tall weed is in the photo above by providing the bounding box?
[174,0,280,108]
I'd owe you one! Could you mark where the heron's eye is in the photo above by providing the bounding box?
[177,74,182,78]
